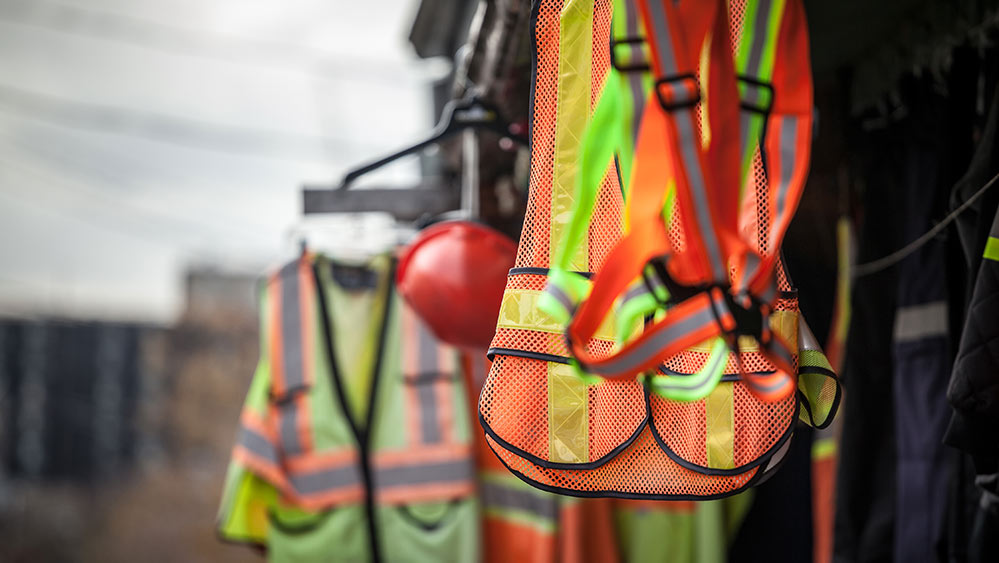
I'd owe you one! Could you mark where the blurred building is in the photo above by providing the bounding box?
[0,265,260,563]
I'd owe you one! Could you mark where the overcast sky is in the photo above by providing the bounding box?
[0,0,446,322]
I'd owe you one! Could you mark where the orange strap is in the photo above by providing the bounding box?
[564,0,813,402]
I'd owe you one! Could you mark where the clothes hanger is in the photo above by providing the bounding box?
[336,92,527,190]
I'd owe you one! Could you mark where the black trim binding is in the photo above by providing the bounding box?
[486,347,569,364]
[396,499,463,532]
[644,380,800,477]
[656,363,775,380]
[312,258,396,563]
[482,431,768,501]
[796,365,843,430]
[508,267,594,278]
[526,0,538,157]
[479,405,649,472]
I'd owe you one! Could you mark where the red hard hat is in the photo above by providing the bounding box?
[397,220,517,350]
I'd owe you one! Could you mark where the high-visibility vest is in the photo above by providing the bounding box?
[217,254,479,563]
[479,0,841,500]
[464,353,620,563]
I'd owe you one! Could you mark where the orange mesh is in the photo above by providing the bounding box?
[516,0,623,271]
[478,0,799,499]
[486,428,759,498]
[479,355,646,464]
[649,381,795,470]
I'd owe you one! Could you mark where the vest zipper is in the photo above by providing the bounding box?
[312,260,396,563]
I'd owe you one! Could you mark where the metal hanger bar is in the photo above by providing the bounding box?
[302,184,459,220]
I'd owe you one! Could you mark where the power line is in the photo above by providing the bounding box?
[854,170,999,277]
[0,0,448,85]
[0,82,379,162]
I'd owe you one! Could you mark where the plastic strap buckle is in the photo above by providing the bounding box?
[736,75,775,116]
[654,74,700,111]
[610,36,651,73]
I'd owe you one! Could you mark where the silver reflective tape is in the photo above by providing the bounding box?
[593,296,720,375]
[280,262,306,391]
[991,208,999,237]
[625,1,647,144]
[239,424,279,464]
[774,117,798,222]
[482,481,559,521]
[545,284,577,315]
[414,314,443,444]
[645,0,676,74]
[375,458,474,489]
[675,109,726,280]
[278,401,302,455]
[623,282,649,303]
[893,301,948,343]
[746,0,775,77]
[290,463,363,495]
[745,372,789,394]
[417,379,442,445]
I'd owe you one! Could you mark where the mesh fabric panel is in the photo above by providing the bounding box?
[486,428,759,498]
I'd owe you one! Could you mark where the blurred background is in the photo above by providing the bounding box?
[1,0,998,561]
[0,0,454,560]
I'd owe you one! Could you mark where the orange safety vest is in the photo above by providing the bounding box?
[464,352,620,563]
[479,0,840,500]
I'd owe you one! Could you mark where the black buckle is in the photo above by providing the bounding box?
[736,75,775,115]
[722,290,765,342]
[610,36,650,73]
[654,74,701,111]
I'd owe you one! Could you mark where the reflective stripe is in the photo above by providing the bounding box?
[744,0,776,77]
[279,262,307,393]
[767,116,799,245]
[586,291,726,376]
[290,462,363,495]
[544,283,578,317]
[649,337,727,400]
[645,0,676,74]
[482,480,559,522]
[675,106,727,281]
[705,382,735,469]
[415,312,443,444]
[277,398,304,455]
[374,458,474,488]
[551,0,593,271]
[548,361,590,463]
[624,0,648,144]
[498,288,617,341]
[984,236,999,262]
[238,423,279,465]
[893,301,948,343]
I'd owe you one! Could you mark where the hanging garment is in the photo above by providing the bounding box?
[464,352,621,563]
[946,83,999,563]
[613,494,754,563]
[217,254,479,563]
[480,0,839,500]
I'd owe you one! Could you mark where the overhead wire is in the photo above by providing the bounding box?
[853,170,999,277]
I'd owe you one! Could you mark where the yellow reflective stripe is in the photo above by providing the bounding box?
[984,236,999,262]
[705,382,735,469]
[551,0,593,271]
[497,288,617,341]
[812,436,837,460]
[548,362,589,463]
